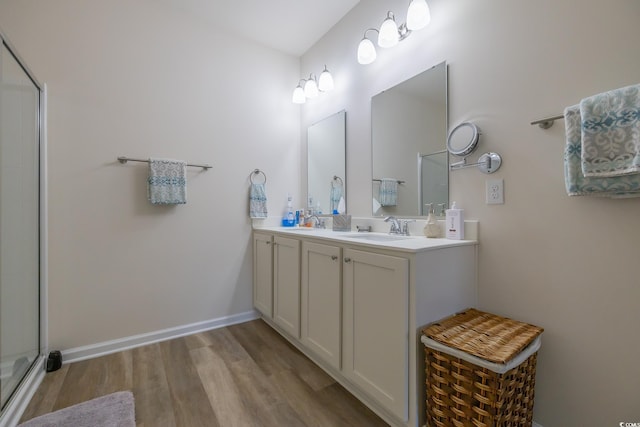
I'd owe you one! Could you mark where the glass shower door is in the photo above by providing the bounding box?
[0,40,41,410]
[419,151,448,215]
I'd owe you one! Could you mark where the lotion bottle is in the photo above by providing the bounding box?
[445,201,464,240]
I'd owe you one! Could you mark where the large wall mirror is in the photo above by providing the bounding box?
[307,110,346,214]
[371,61,448,217]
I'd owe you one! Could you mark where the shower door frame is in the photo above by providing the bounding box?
[0,28,48,427]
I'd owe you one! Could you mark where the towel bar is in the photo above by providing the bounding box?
[373,178,405,184]
[530,114,565,129]
[117,156,212,169]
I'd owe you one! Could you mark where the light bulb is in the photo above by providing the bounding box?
[318,67,334,91]
[304,77,318,98]
[407,0,431,31]
[357,37,377,64]
[292,84,306,104]
[378,12,399,48]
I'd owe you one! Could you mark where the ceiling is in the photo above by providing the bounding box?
[157,0,361,57]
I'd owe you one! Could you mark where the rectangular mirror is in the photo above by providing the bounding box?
[371,62,448,217]
[307,110,346,214]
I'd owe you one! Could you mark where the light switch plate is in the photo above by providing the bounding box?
[486,179,504,204]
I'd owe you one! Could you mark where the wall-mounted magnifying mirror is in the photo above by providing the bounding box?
[446,122,479,156]
[448,121,502,174]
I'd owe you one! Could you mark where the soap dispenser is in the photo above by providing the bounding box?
[423,204,440,238]
[445,201,465,240]
[283,194,295,226]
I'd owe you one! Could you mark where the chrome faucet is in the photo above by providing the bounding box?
[384,216,414,236]
[384,216,402,234]
[401,219,415,236]
[306,215,326,229]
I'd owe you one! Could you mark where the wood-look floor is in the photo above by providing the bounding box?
[20,319,389,427]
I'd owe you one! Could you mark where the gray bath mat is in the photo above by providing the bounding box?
[18,391,135,427]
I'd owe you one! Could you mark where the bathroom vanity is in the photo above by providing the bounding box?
[252,223,477,427]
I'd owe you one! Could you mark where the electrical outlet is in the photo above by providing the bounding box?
[486,179,504,204]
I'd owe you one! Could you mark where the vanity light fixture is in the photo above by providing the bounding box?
[292,66,334,104]
[378,12,400,48]
[357,0,431,65]
[304,74,319,98]
[357,29,378,65]
[407,0,431,30]
[292,80,306,104]
[318,65,334,91]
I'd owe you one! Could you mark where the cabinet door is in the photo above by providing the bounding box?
[301,241,342,370]
[253,233,273,317]
[273,236,301,338]
[343,248,409,421]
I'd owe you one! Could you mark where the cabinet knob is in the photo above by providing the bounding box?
[344,257,351,263]
[331,255,338,261]
[266,241,271,245]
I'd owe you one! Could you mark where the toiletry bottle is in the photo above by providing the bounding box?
[286,195,294,225]
[445,201,464,240]
[423,204,440,238]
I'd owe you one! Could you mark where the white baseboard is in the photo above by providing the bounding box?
[62,310,260,364]
[0,356,45,427]
[533,422,543,427]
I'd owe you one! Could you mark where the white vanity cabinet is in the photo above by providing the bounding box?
[252,232,273,317]
[343,248,409,421]
[301,241,342,370]
[272,235,301,338]
[252,227,477,427]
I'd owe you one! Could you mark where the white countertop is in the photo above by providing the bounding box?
[254,226,477,254]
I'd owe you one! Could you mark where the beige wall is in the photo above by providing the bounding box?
[0,1,301,349]
[2,0,639,425]
[301,0,640,425]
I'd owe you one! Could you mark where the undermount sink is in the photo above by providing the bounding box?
[340,233,413,242]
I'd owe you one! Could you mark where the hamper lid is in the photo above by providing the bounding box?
[422,308,544,364]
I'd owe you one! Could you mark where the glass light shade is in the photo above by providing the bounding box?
[378,14,399,48]
[407,0,431,30]
[318,69,334,91]
[304,78,319,98]
[292,85,306,104]
[357,38,377,65]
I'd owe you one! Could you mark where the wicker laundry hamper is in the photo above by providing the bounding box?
[421,309,543,427]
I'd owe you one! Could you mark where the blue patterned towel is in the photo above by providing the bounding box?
[564,105,640,197]
[249,183,268,218]
[147,158,187,205]
[330,185,343,213]
[379,178,398,206]
[580,83,640,177]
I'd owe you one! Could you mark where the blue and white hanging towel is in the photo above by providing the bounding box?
[379,178,398,206]
[249,183,268,218]
[580,83,640,177]
[564,105,640,197]
[330,185,343,213]
[147,158,187,205]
